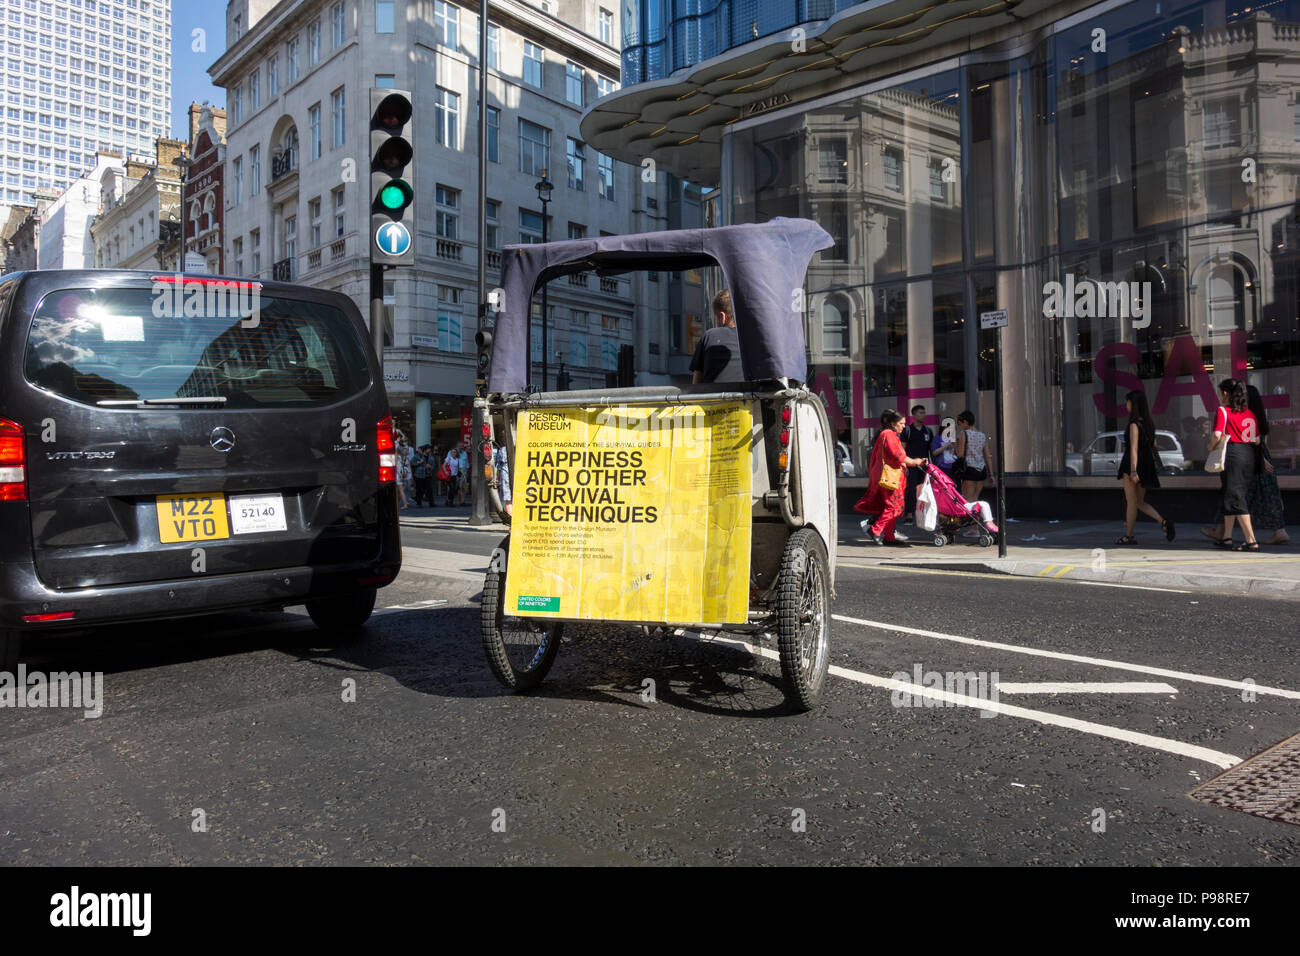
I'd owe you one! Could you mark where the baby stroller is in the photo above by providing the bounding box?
[920,462,999,547]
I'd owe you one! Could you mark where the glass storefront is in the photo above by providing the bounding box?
[728,0,1300,482]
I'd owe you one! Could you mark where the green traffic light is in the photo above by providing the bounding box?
[380,183,407,210]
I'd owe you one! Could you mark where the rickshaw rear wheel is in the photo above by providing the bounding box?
[481,537,563,691]
[776,528,831,712]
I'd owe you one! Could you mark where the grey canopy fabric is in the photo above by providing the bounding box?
[487,217,834,394]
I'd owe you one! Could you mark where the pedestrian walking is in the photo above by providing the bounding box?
[853,409,927,546]
[900,404,933,521]
[1113,389,1173,545]
[494,441,512,519]
[953,411,994,537]
[1206,378,1262,551]
[1202,384,1288,546]
[458,444,470,506]
[412,445,432,507]
[443,444,461,507]
[395,437,411,510]
[931,417,958,478]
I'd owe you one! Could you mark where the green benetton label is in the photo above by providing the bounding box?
[517,595,560,613]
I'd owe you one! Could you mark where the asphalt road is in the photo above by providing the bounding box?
[2,527,1296,865]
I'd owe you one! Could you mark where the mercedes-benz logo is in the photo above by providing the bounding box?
[210,427,236,453]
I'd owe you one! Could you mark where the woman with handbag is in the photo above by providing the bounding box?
[1201,384,1288,546]
[1114,389,1173,545]
[853,409,928,547]
[1205,378,1262,551]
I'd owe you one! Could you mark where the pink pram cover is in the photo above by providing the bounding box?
[924,462,998,532]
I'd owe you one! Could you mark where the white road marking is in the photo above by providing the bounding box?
[697,633,1241,769]
[995,682,1178,695]
[833,615,1300,701]
[841,562,1190,593]
[375,599,449,615]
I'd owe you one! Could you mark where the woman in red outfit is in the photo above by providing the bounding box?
[854,409,928,546]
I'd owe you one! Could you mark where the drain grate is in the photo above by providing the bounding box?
[1190,733,1300,826]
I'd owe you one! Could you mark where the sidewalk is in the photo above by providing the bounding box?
[393,505,1299,600]
[839,517,1299,598]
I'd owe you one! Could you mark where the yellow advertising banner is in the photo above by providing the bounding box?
[505,403,752,624]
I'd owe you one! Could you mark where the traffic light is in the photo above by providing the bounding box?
[370,89,415,267]
[474,328,493,388]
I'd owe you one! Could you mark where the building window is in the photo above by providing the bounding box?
[568,222,586,240]
[248,68,260,111]
[597,153,614,200]
[435,88,459,149]
[599,7,612,44]
[523,41,543,89]
[230,81,242,123]
[818,138,846,184]
[331,87,345,148]
[883,146,902,192]
[309,196,321,247]
[520,208,544,244]
[376,1,394,34]
[597,75,616,99]
[821,296,849,355]
[333,185,346,236]
[487,105,499,163]
[283,215,297,266]
[375,74,395,88]
[437,284,463,352]
[487,22,499,69]
[268,54,279,95]
[929,157,947,201]
[308,20,321,65]
[1204,97,1240,148]
[485,199,499,249]
[250,228,260,273]
[232,155,242,204]
[434,1,458,49]
[566,138,584,190]
[287,36,300,82]
[332,2,346,48]
[565,61,583,107]
[232,236,243,274]
[435,184,458,239]
[519,118,548,176]
[249,144,260,194]
[309,103,321,159]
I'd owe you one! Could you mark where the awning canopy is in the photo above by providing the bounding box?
[488,217,834,394]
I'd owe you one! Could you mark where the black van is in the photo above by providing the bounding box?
[0,270,401,670]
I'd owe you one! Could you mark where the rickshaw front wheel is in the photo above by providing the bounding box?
[776,528,831,712]
[481,538,563,691]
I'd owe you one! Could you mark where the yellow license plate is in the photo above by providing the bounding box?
[156,493,231,543]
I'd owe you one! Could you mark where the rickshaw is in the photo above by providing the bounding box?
[476,218,837,712]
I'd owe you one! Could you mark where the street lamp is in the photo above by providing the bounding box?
[536,169,552,391]
[171,154,193,272]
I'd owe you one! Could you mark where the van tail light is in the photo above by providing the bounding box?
[0,418,27,502]
[377,415,396,485]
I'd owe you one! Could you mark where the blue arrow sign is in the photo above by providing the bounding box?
[375,222,411,257]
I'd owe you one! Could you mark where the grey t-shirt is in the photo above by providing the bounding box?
[689,326,745,383]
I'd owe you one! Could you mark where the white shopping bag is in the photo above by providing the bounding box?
[915,476,938,532]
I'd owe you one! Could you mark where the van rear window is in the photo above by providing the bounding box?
[23,286,371,409]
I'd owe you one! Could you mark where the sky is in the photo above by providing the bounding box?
[170,3,229,140]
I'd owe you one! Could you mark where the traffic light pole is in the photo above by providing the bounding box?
[469,0,492,527]
[370,263,384,363]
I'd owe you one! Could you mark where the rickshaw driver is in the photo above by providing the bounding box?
[690,289,745,384]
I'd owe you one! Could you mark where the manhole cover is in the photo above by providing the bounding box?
[1190,732,1300,826]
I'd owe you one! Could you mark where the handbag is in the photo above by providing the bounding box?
[879,462,903,491]
[1204,438,1228,474]
[915,476,938,531]
[436,463,451,482]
